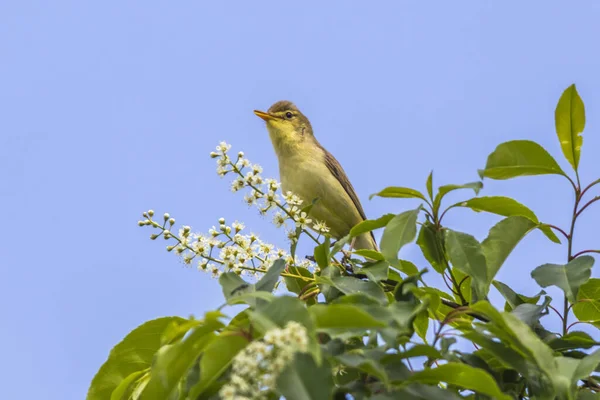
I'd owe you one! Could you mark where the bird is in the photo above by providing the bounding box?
[254,100,378,251]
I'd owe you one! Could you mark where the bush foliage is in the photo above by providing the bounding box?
[89,85,599,400]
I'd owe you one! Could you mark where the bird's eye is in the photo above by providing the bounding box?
[285,112,293,119]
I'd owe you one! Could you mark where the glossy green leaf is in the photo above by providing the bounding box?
[353,249,385,261]
[416,221,445,273]
[188,334,248,397]
[493,280,544,311]
[426,171,433,200]
[110,370,146,400]
[470,302,557,376]
[573,278,600,322]
[510,296,551,327]
[218,272,249,301]
[369,186,427,201]
[479,140,565,179]
[255,258,287,292]
[555,84,585,171]
[548,331,599,351]
[531,256,594,303]
[482,216,537,284]
[573,349,600,383]
[405,362,512,400]
[317,275,387,305]
[313,241,330,269]
[309,304,387,330]
[87,317,186,400]
[456,196,560,243]
[433,181,483,211]
[444,229,488,301]
[396,259,420,276]
[276,353,334,400]
[350,213,395,237]
[141,313,224,400]
[380,207,420,262]
[283,266,315,298]
[413,311,429,341]
[336,349,390,385]
[361,260,389,282]
[318,266,342,303]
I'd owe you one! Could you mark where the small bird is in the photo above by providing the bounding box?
[254,100,377,251]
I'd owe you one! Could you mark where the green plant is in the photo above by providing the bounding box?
[88,84,599,400]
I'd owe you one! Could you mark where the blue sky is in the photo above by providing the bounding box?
[1,2,599,398]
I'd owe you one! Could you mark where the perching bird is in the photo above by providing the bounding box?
[254,100,378,251]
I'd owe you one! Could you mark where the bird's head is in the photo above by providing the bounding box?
[254,101,314,156]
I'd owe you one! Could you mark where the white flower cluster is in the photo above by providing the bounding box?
[219,321,309,400]
[138,212,316,278]
[210,141,331,241]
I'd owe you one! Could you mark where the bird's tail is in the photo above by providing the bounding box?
[353,231,379,252]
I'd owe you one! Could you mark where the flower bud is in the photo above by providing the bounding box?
[163,213,170,221]
[150,233,159,240]
[148,210,154,217]
[218,217,225,224]
[138,220,145,226]
[169,218,175,225]
[166,245,175,252]
[209,151,219,158]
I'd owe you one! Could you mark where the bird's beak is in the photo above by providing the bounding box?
[254,110,276,121]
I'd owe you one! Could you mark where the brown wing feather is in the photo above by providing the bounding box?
[318,144,377,246]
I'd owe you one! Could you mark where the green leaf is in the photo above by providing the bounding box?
[220,259,286,306]
[316,275,387,305]
[456,196,560,243]
[482,216,537,284]
[396,259,419,276]
[405,362,512,400]
[573,278,600,322]
[444,229,488,301]
[531,256,594,303]
[353,249,385,261]
[313,241,330,269]
[380,207,420,262]
[87,317,186,400]
[395,344,442,360]
[318,266,342,302]
[574,349,600,383]
[361,260,389,282]
[426,171,433,200]
[309,304,387,330]
[218,272,249,301]
[555,84,585,171]
[141,313,224,400]
[548,331,599,351]
[255,258,287,292]
[188,334,248,397]
[350,214,395,237]
[369,186,427,201]
[479,140,565,179]
[493,280,544,311]
[283,266,314,295]
[276,353,334,400]
[416,221,445,274]
[413,311,429,341]
[110,370,146,400]
[433,181,483,211]
[336,351,389,387]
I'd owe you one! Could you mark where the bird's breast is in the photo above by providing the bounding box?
[277,152,363,238]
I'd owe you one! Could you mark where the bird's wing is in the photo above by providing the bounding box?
[319,145,377,246]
